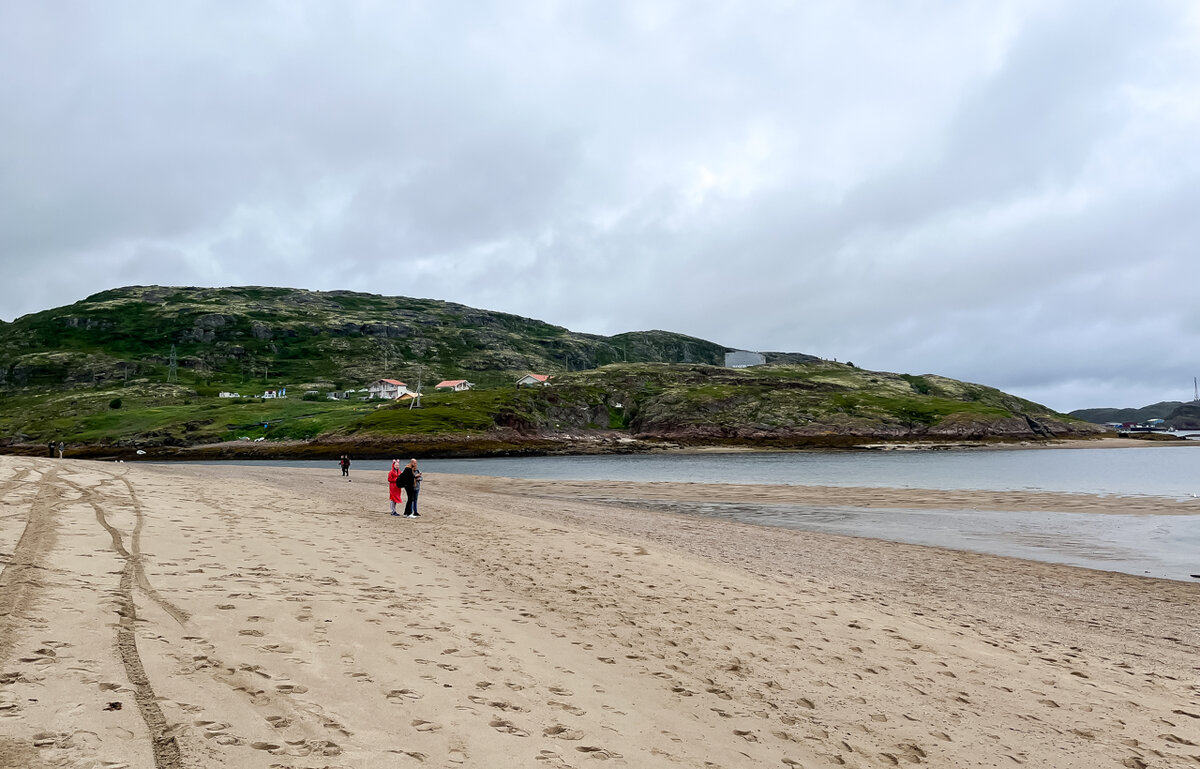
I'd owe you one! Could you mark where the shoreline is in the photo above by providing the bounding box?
[2,433,1195,463]
[1,457,1197,768]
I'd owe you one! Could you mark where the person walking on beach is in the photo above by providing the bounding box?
[57,441,65,459]
[387,459,405,516]
[339,454,351,478]
[398,458,421,518]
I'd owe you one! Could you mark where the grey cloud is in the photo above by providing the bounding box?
[2,1,1199,412]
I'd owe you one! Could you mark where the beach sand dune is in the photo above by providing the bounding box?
[0,456,1196,768]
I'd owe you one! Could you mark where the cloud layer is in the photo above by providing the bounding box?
[3,1,1199,411]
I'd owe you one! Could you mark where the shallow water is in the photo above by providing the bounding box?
[182,447,1200,581]
[615,499,1200,582]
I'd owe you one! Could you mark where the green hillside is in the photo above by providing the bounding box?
[0,286,1103,457]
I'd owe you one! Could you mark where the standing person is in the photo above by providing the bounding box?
[339,454,351,478]
[399,458,421,517]
[386,459,404,516]
[47,442,55,458]
[409,459,423,517]
[57,441,65,459]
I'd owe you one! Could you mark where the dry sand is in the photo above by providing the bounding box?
[0,456,1197,769]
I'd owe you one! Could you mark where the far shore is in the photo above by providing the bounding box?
[2,432,1195,463]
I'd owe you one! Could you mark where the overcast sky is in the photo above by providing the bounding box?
[3,1,1198,411]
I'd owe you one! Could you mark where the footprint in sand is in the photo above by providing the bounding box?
[387,688,424,702]
[489,718,530,737]
[411,719,442,732]
[275,683,308,694]
[550,700,587,717]
[543,724,584,741]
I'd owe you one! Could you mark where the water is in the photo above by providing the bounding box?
[234,445,1200,498]
[186,447,1200,581]
[619,499,1200,582]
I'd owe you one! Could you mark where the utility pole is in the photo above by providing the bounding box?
[409,372,422,409]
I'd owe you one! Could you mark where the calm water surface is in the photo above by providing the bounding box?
[190,447,1200,581]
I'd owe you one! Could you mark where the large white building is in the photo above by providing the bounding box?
[724,350,766,368]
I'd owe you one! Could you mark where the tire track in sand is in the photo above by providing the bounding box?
[0,467,60,665]
[64,471,185,769]
[0,464,34,502]
[68,472,191,625]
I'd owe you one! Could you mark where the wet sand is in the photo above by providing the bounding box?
[0,456,1197,768]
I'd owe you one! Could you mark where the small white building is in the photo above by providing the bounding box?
[218,391,241,398]
[725,350,766,368]
[516,373,552,387]
[368,379,411,399]
[435,379,474,392]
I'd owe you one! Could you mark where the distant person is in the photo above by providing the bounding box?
[387,459,404,516]
[48,442,55,458]
[399,458,421,518]
[57,441,65,459]
[339,454,351,479]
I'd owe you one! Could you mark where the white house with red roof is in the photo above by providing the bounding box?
[516,373,552,387]
[434,379,474,392]
[368,379,410,399]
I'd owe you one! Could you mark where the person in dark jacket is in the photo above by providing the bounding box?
[339,454,351,478]
[398,459,421,518]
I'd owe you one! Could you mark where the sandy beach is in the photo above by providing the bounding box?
[0,456,1197,768]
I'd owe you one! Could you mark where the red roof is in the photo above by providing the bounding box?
[436,380,468,388]
[379,379,407,386]
[527,373,550,382]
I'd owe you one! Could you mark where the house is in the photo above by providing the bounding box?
[368,379,410,399]
[218,391,240,398]
[516,373,552,387]
[435,379,474,392]
[725,350,766,368]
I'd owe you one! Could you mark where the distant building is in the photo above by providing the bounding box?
[368,379,410,399]
[263,388,286,399]
[435,379,474,392]
[218,391,241,398]
[725,350,766,368]
[516,373,552,387]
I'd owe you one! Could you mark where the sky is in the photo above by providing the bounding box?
[2,1,1199,412]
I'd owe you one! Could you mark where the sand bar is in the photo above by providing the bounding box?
[0,456,1197,768]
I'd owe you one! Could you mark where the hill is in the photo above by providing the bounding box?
[1071,401,1200,430]
[0,285,750,390]
[1069,402,1186,424]
[0,286,1103,456]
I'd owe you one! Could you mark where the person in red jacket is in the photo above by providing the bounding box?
[386,459,404,516]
